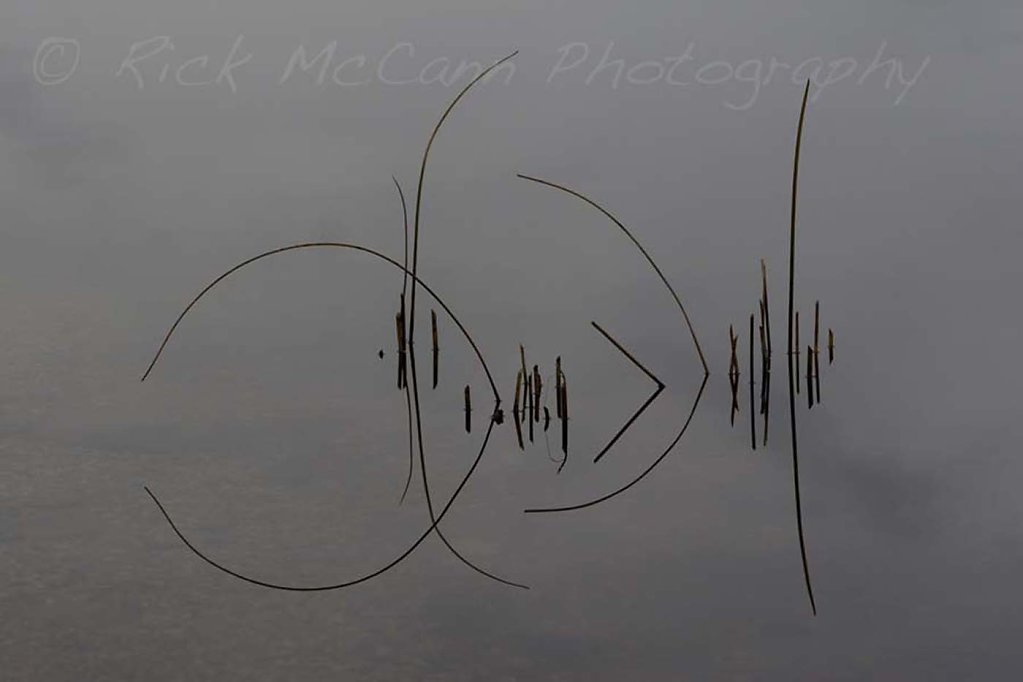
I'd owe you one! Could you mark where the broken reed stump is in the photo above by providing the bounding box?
[806,345,814,410]
[761,259,772,356]
[543,406,550,432]
[828,328,834,364]
[519,345,528,424]
[555,356,563,419]
[813,301,821,402]
[759,301,768,415]
[761,259,772,447]
[533,365,541,423]
[395,304,407,390]
[513,369,524,449]
[749,313,757,451]
[464,385,472,433]
[431,309,439,390]
[560,372,569,456]
[527,373,534,443]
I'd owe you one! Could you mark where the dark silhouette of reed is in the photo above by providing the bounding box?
[828,328,834,364]
[786,80,817,615]
[813,301,821,401]
[392,177,414,505]
[759,300,767,415]
[749,313,757,451]
[513,369,524,450]
[519,345,528,425]
[526,370,534,443]
[432,309,439,390]
[465,385,472,433]
[806,345,814,409]
[516,176,709,377]
[728,325,740,426]
[560,371,568,458]
[760,260,772,446]
[533,364,542,424]
[555,356,563,420]
[396,299,407,389]
[403,50,526,590]
[794,310,801,395]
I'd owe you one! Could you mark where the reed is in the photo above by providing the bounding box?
[520,345,528,424]
[806,345,814,409]
[393,48,529,591]
[543,406,551,432]
[395,306,407,390]
[465,385,472,433]
[794,310,801,395]
[813,301,821,401]
[555,356,563,419]
[828,328,834,364]
[591,321,665,463]
[392,176,415,505]
[761,259,772,355]
[432,309,439,390]
[533,364,542,423]
[729,325,739,426]
[560,372,568,457]
[786,80,817,615]
[749,313,757,450]
[761,259,772,446]
[759,301,767,415]
[527,373,534,443]
[516,174,709,375]
[513,369,524,450]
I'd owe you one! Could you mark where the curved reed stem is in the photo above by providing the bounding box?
[515,175,708,513]
[141,241,521,590]
[516,174,709,376]
[392,176,414,505]
[787,80,818,615]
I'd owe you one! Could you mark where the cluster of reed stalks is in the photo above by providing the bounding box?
[728,269,835,443]
[511,346,568,470]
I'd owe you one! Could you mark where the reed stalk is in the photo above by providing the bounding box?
[786,80,817,615]
[813,301,821,401]
[749,313,757,450]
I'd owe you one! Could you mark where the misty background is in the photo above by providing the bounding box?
[2,1,1022,679]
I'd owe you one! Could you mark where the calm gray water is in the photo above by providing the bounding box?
[2,1,1023,679]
